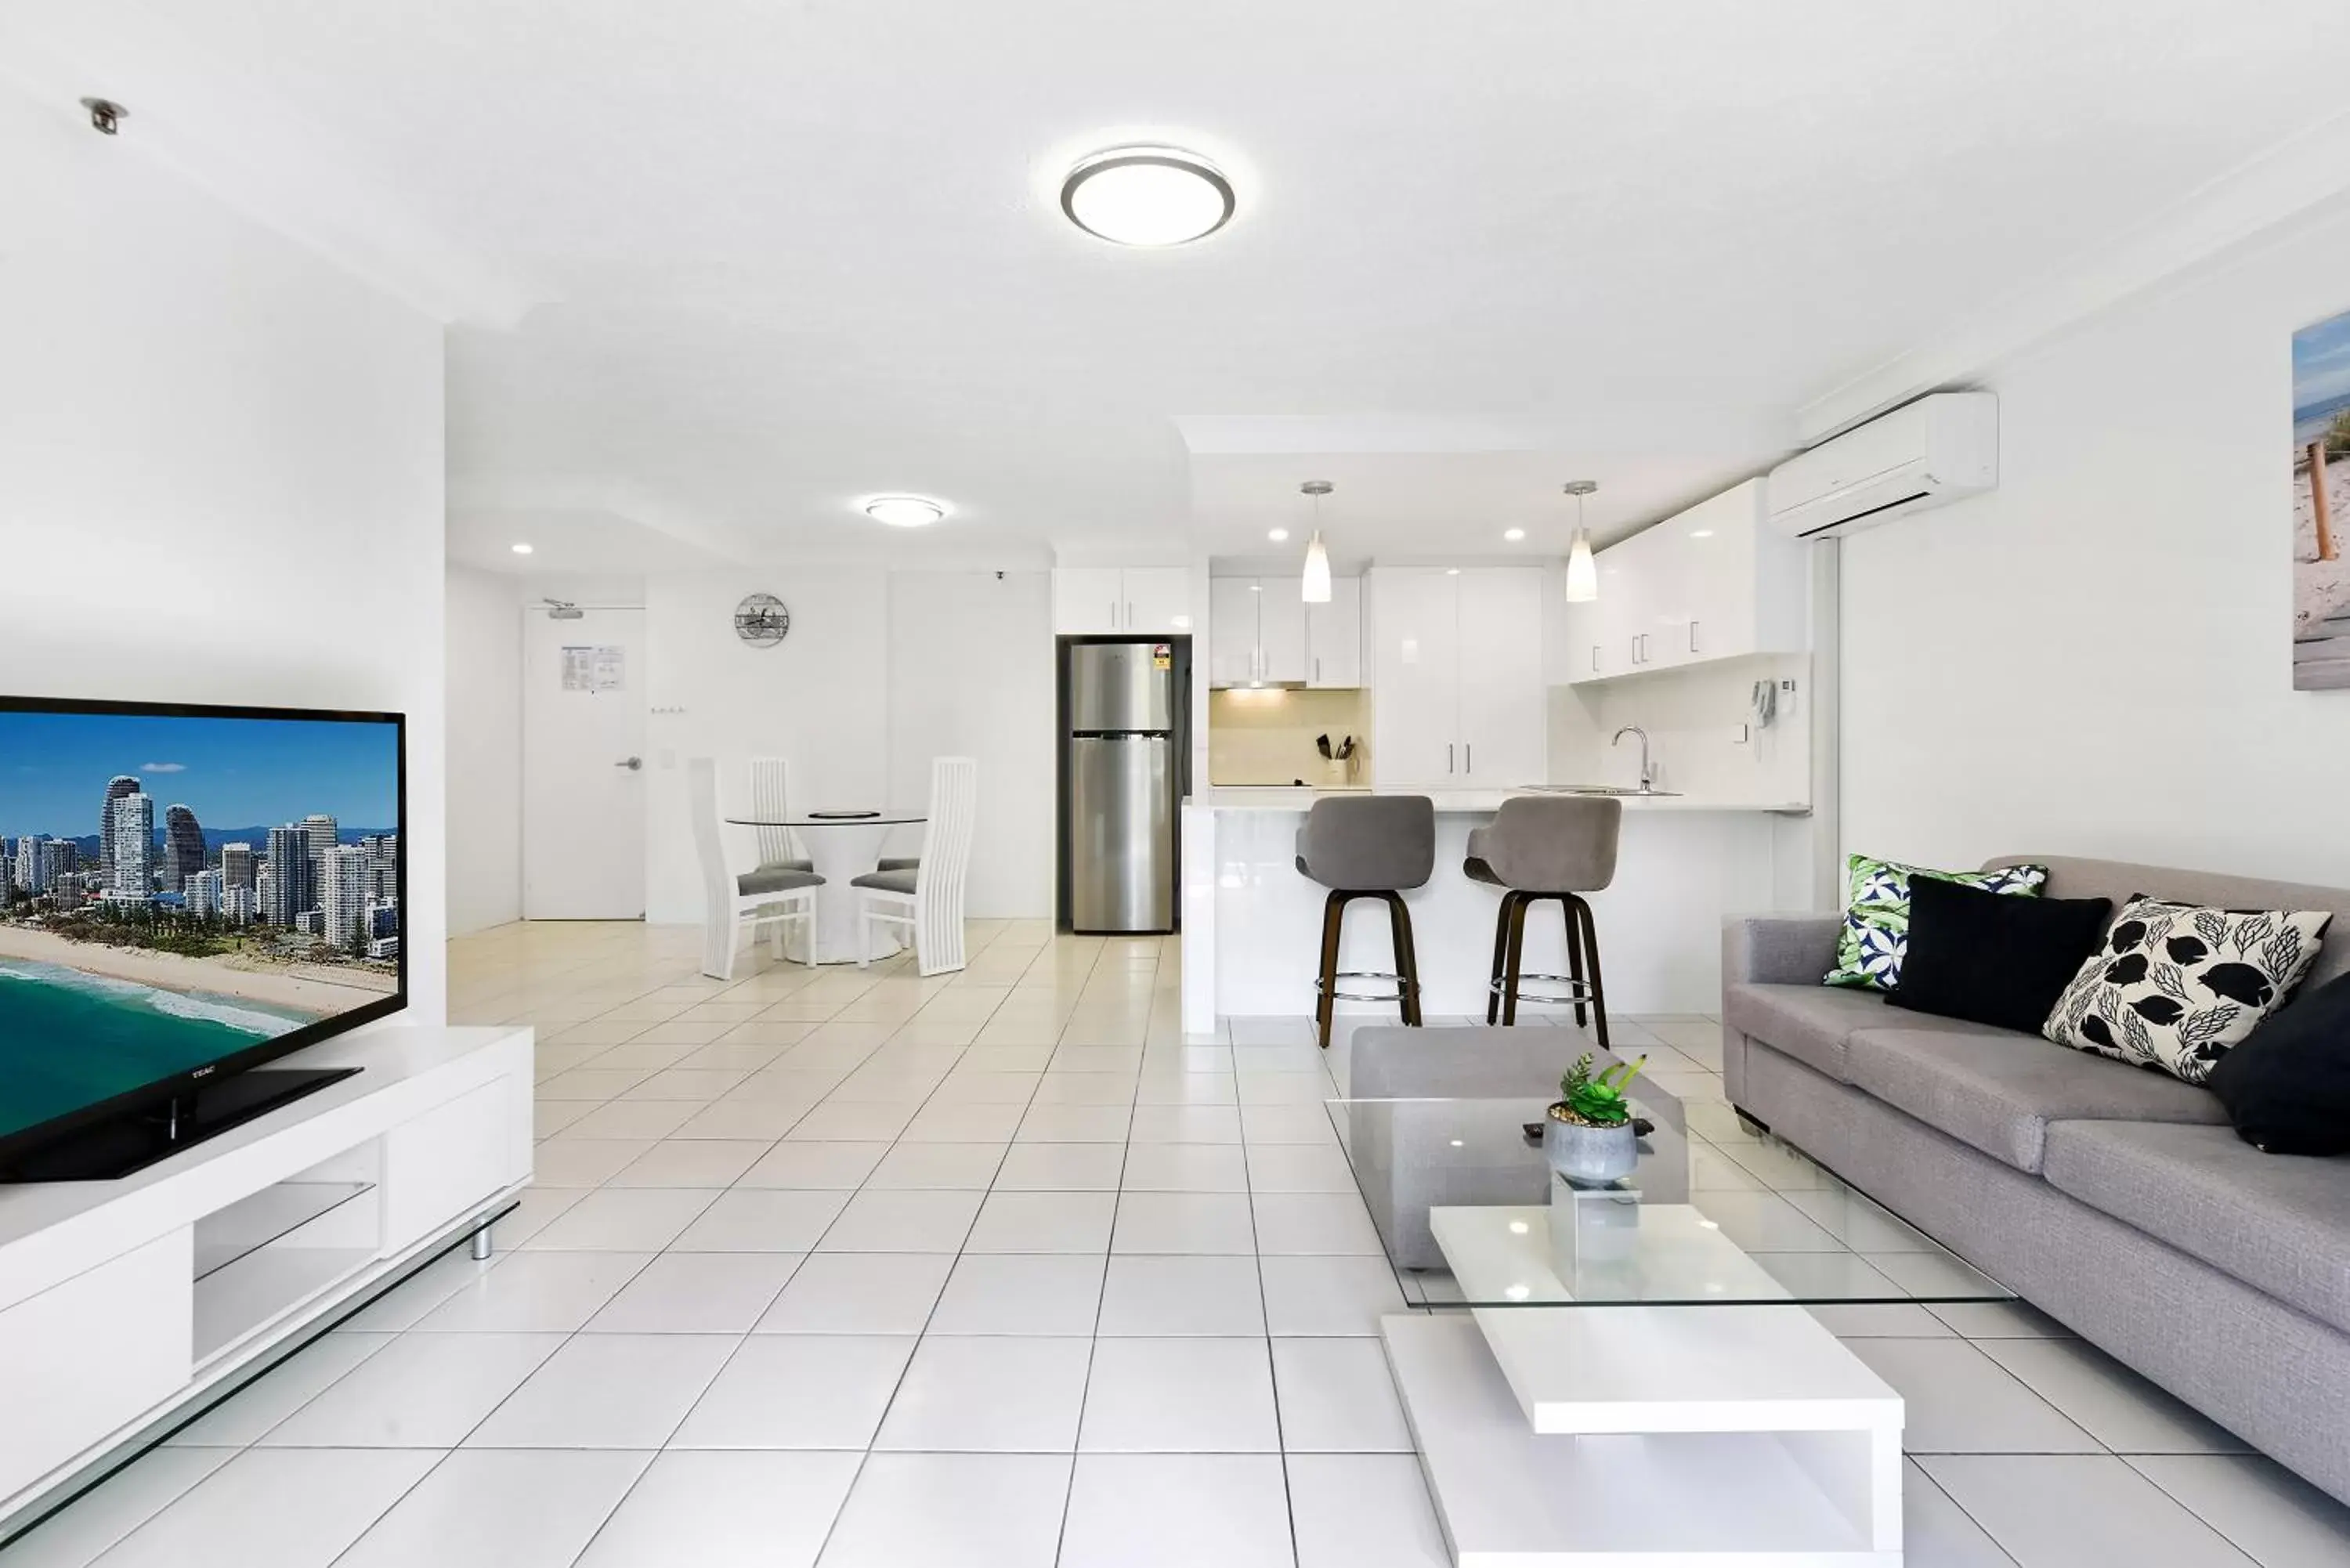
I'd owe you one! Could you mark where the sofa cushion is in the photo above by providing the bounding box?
[1723,984,1982,1083]
[2043,1119,2350,1335]
[1843,1027,2228,1174]
[2043,897,2332,1086]
[1824,853,2050,992]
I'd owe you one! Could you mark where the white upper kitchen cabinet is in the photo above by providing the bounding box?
[1207,578,1261,685]
[1053,567,1195,636]
[1256,578,1310,684]
[1369,566,1546,787]
[1306,575,1361,688]
[1207,576,1310,686]
[1560,479,1802,684]
[1053,568,1126,635]
[1120,567,1194,634]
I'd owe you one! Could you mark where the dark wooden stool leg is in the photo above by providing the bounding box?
[1570,894,1610,1050]
[1501,892,1529,1026]
[1314,891,1346,1050]
[1484,892,1515,1025]
[1384,891,1423,1028]
[1563,894,1590,1028]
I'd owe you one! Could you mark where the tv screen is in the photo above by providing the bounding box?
[0,697,406,1164]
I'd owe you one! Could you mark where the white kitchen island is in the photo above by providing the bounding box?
[1180,787,1817,1035]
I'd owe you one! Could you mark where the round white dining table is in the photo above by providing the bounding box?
[725,808,926,964]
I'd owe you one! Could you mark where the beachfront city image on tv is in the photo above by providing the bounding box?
[0,706,401,1148]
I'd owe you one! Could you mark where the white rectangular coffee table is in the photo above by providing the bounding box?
[1334,1097,2019,1566]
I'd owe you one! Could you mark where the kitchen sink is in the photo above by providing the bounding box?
[1527,783,1684,798]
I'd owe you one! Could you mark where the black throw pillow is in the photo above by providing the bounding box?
[2207,969,2350,1155]
[1888,876,2113,1035]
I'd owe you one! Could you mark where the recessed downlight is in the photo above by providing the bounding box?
[1267,528,1289,543]
[863,495,948,528]
[1061,146,1235,247]
[1690,528,1716,539]
[510,543,533,555]
[1503,528,1526,542]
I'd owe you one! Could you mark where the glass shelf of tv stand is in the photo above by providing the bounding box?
[193,1180,375,1281]
[1327,1095,2016,1309]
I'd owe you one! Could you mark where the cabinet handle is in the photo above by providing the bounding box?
[1126,600,1135,629]
[1689,620,1700,654]
[1590,646,1600,674]
[1110,599,1119,629]
[1314,656,1321,683]
[1448,743,1455,775]
[1465,743,1473,773]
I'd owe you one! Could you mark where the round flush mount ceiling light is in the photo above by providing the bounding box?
[1267,528,1289,543]
[1503,528,1526,543]
[510,543,534,555]
[1061,146,1235,247]
[863,495,948,528]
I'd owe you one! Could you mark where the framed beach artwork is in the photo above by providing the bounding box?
[2293,306,2350,688]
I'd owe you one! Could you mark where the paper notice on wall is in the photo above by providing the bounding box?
[561,645,627,692]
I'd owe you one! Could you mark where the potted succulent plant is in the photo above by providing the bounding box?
[1544,1052,1647,1187]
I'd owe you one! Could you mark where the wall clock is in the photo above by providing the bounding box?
[733,593,790,648]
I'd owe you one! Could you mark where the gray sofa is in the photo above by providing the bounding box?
[1724,854,2350,1505]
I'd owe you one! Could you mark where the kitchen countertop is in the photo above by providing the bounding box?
[1186,786,1810,814]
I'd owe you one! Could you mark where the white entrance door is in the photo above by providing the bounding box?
[522,606,648,919]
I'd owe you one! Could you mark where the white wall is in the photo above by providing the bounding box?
[445,567,522,934]
[1841,205,2350,888]
[642,570,890,923]
[885,572,1056,918]
[0,85,450,1019]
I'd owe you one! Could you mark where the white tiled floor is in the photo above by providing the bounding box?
[7,920,2350,1567]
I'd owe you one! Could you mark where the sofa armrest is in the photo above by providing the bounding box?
[1723,914,1841,989]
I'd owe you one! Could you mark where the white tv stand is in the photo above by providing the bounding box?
[0,1024,533,1537]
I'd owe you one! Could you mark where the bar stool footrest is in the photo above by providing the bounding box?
[1317,970,1419,1006]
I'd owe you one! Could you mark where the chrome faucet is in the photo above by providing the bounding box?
[1612,725,1654,792]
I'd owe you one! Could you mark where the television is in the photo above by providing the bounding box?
[0,696,405,1180]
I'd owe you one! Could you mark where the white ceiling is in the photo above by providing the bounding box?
[16,1,2350,573]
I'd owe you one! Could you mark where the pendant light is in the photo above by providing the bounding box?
[1300,480,1333,604]
[1563,480,1600,603]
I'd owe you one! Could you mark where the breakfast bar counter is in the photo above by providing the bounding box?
[1180,787,1816,1034]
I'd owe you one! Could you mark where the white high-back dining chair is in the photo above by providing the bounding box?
[747,757,813,873]
[851,756,975,975]
[691,757,822,980]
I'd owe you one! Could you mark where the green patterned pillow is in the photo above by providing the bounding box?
[1823,854,2050,992]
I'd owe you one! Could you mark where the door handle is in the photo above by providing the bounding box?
[615,757,643,771]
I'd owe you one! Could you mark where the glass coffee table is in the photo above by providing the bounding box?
[1330,1089,2017,1566]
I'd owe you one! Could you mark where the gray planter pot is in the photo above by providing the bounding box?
[1544,1111,1639,1187]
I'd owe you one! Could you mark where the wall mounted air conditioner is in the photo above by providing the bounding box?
[1768,392,1998,540]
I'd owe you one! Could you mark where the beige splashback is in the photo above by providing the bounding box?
[1209,688,1372,786]
[1548,653,1813,807]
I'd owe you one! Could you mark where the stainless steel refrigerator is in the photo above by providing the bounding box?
[1064,641,1180,934]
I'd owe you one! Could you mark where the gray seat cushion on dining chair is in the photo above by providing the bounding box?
[877,857,920,873]
[1293,796,1436,891]
[738,866,823,895]
[851,867,919,894]
[1462,795,1622,893]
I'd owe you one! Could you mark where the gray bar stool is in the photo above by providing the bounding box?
[1463,796,1621,1043]
[1295,796,1436,1050]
